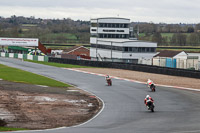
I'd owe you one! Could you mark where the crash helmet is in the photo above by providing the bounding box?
[146,95,150,99]
[106,75,109,78]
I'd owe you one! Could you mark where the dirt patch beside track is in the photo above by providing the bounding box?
[74,68,200,89]
[0,80,102,130]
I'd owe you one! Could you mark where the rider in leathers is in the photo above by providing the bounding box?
[144,95,154,109]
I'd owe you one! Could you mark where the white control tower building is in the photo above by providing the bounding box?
[90,17,157,63]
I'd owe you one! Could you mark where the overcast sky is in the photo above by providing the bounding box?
[0,0,199,23]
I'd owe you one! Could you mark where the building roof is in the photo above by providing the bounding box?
[154,50,184,58]
[97,38,156,43]
[62,45,89,54]
[8,46,30,51]
[91,17,130,21]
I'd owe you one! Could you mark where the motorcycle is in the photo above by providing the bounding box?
[146,100,155,112]
[150,84,156,92]
[106,78,112,86]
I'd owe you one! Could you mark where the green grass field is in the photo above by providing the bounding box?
[41,33,78,40]
[0,64,71,87]
[0,127,27,131]
[25,60,95,68]
[161,33,174,38]
[21,24,37,27]
[157,48,200,52]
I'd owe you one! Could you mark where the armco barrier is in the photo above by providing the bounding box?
[49,57,200,79]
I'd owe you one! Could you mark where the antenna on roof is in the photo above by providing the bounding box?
[137,24,140,40]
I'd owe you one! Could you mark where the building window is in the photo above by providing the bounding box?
[124,47,128,51]
[151,48,155,52]
[91,23,97,27]
[146,48,150,52]
[132,47,137,52]
[98,23,129,28]
[142,47,145,52]
[91,44,155,53]
[128,47,132,52]
[91,33,98,37]
[124,24,129,28]
[138,48,141,52]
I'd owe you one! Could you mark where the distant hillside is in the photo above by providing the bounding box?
[0,15,90,44]
[0,15,200,46]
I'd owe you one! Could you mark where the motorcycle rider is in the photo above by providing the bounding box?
[105,75,111,81]
[147,79,154,87]
[105,75,112,85]
[144,95,154,109]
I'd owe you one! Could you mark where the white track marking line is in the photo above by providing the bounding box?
[36,85,48,88]
[64,68,200,92]
[171,130,200,133]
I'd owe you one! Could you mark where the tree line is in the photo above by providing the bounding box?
[0,15,90,44]
[1,15,200,46]
[132,22,200,46]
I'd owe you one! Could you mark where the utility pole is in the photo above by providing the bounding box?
[111,42,113,62]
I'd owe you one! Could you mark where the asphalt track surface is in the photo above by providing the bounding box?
[0,57,200,133]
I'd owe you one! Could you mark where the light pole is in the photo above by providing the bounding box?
[111,42,113,62]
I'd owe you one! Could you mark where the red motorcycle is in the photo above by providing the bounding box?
[150,84,156,92]
[106,78,112,86]
[146,100,155,112]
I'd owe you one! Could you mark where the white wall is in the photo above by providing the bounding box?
[186,59,199,70]
[90,48,97,58]
[153,57,166,67]
[174,51,187,59]
[91,19,98,23]
[18,54,23,59]
[90,48,122,59]
[27,55,33,60]
[38,56,44,61]
[90,27,98,34]
[188,53,200,61]
[1,52,5,57]
[9,53,14,58]
[90,38,157,48]
[138,58,152,65]
[90,47,156,60]
[122,41,157,47]
[90,37,97,44]
[122,52,156,59]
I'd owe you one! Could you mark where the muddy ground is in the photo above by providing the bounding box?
[0,80,102,130]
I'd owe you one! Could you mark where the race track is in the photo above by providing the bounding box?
[0,57,200,133]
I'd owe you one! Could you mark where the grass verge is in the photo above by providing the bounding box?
[25,60,95,68]
[0,64,71,87]
[0,127,27,131]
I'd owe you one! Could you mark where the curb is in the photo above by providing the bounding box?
[64,68,200,92]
